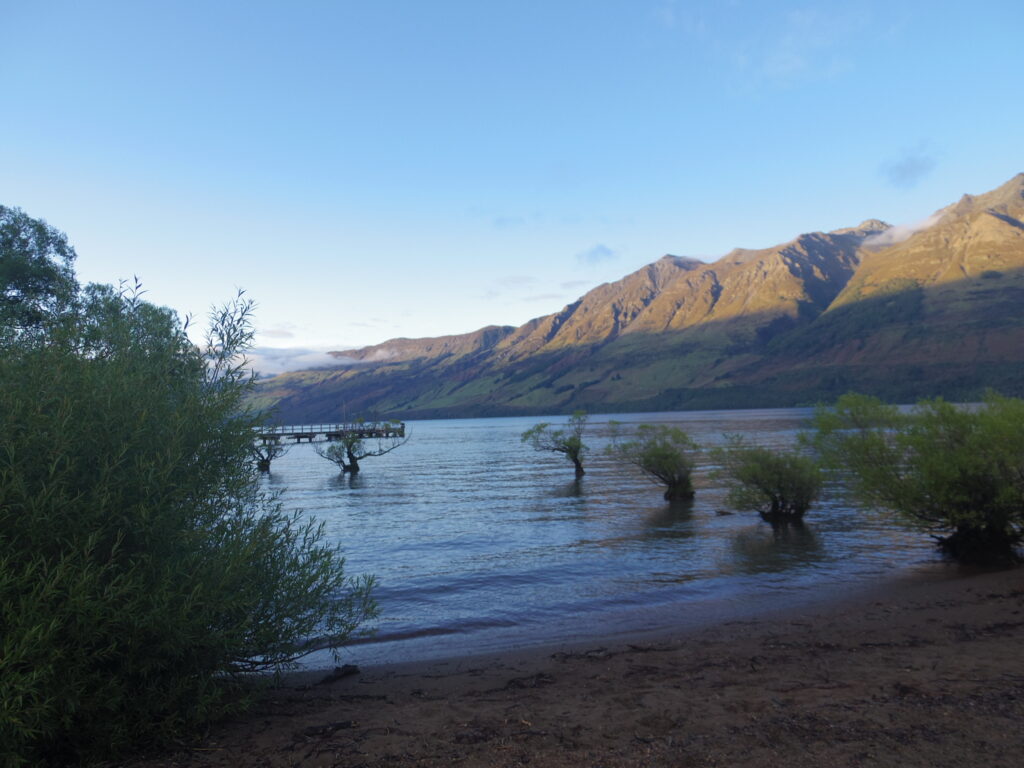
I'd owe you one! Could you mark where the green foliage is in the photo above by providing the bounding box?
[0,233,375,763]
[811,392,1024,562]
[608,424,698,501]
[713,437,822,523]
[0,205,78,339]
[521,411,588,476]
[318,441,356,472]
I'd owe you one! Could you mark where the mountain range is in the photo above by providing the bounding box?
[253,174,1024,422]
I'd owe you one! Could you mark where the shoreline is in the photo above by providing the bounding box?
[123,564,1024,767]
[298,558,971,680]
[295,554,959,674]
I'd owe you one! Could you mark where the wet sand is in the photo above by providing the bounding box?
[121,566,1024,767]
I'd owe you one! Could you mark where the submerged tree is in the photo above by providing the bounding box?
[609,423,698,501]
[713,437,822,525]
[811,392,1024,563]
[253,440,291,472]
[315,423,409,474]
[521,411,588,477]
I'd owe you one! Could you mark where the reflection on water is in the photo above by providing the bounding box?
[642,500,697,542]
[729,522,824,575]
[551,478,585,498]
[262,408,938,666]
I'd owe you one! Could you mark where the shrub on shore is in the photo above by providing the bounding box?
[0,212,376,765]
[811,393,1024,563]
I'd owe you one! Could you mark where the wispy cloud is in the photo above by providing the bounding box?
[257,322,301,341]
[732,7,863,88]
[247,346,350,376]
[496,275,538,289]
[881,143,938,189]
[576,243,618,264]
[258,328,295,339]
[466,205,542,230]
[492,215,527,230]
[863,212,943,248]
[482,274,539,299]
[650,0,710,35]
[560,279,593,292]
[652,0,678,29]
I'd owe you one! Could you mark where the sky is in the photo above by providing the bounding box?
[2,0,1023,374]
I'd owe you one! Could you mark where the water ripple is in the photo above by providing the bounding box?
[262,409,938,666]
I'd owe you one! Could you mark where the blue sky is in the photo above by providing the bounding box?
[3,1,1022,372]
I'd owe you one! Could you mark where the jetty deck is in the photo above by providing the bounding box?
[256,422,406,444]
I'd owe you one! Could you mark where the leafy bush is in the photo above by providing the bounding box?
[811,392,1024,563]
[522,411,588,477]
[609,424,698,501]
[713,437,822,524]
[0,205,78,338]
[1,257,376,762]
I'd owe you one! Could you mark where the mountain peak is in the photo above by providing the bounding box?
[659,253,704,266]
[983,171,1024,206]
[830,219,891,237]
[944,173,1024,218]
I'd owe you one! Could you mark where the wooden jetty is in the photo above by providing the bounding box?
[255,422,406,445]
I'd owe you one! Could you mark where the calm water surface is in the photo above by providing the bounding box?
[262,409,938,667]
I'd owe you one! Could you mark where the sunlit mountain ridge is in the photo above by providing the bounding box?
[253,174,1024,421]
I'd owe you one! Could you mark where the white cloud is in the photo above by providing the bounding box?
[863,212,943,248]
[247,346,353,376]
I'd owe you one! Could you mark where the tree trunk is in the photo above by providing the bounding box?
[663,482,694,502]
[759,499,807,525]
[938,524,1020,564]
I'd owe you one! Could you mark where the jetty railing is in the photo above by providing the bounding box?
[255,422,406,444]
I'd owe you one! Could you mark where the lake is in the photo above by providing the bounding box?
[261,408,939,667]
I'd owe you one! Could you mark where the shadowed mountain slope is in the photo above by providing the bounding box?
[253,175,1024,421]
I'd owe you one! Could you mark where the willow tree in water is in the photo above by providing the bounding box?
[521,411,588,477]
[252,440,291,472]
[811,392,1024,563]
[712,436,822,524]
[315,423,409,474]
[608,423,698,501]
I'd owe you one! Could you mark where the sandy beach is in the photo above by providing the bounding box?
[119,565,1024,768]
